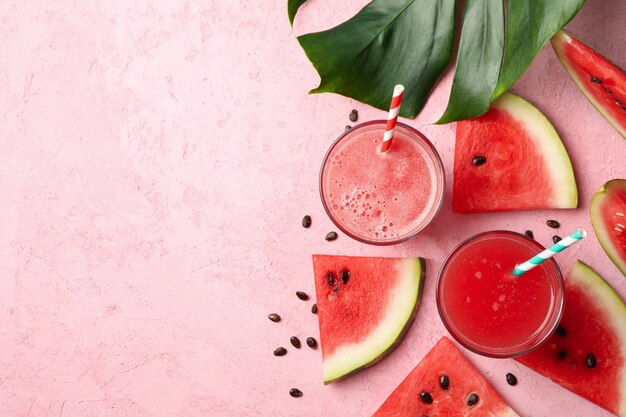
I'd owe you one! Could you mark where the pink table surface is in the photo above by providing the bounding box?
[1,1,625,416]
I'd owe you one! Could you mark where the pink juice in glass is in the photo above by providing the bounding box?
[320,121,444,245]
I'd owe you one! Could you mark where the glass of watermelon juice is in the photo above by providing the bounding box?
[319,121,444,245]
[437,231,565,358]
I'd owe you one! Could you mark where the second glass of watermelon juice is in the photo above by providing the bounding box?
[319,121,444,245]
[437,231,565,358]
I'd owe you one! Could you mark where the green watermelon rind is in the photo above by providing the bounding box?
[551,30,626,139]
[322,257,425,384]
[590,179,626,277]
[568,260,626,416]
[491,92,578,209]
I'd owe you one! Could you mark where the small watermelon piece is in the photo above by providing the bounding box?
[591,179,626,277]
[453,92,578,213]
[373,337,519,417]
[312,255,424,384]
[516,261,626,416]
[552,30,626,139]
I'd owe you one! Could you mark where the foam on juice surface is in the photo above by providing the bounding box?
[323,127,438,241]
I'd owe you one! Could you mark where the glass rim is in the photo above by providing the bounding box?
[436,230,565,358]
[318,120,445,246]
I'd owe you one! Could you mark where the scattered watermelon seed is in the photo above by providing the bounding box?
[349,109,358,122]
[553,235,562,244]
[506,373,518,386]
[274,347,287,356]
[591,76,602,84]
[325,231,338,241]
[557,350,568,360]
[466,393,479,407]
[604,87,612,93]
[306,337,318,349]
[296,291,309,301]
[616,99,623,105]
[546,220,560,228]
[419,391,433,404]
[311,303,318,314]
[302,215,312,228]
[472,155,487,166]
[290,388,303,398]
[587,353,597,368]
[524,230,534,239]
[622,106,626,111]
[290,337,301,349]
[555,325,567,336]
[341,270,350,284]
[439,374,450,390]
[345,125,352,131]
[268,313,281,322]
[327,272,335,287]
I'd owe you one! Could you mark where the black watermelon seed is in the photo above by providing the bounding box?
[311,303,318,314]
[290,337,301,349]
[325,231,338,241]
[587,353,597,368]
[268,313,281,322]
[327,272,335,287]
[419,391,433,404]
[296,291,309,301]
[349,109,358,122]
[506,373,518,386]
[591,76,602,84]
[604,87,612,93]
[616,99,623,106]
[553,235,562,244]
[524,230,534,239]
[622,106,626,111]
[302,215,312,228]
[439,374,450,390]
[555,325,567,337]
[466,393,479,407]
[341,270,350,284]
[557,350,568,360]
[472,155,487,166]
[274,347,287,356]
[345,125,352,131]
[290,388,303,398]
[546,220,560,228]
[306,337,318,349]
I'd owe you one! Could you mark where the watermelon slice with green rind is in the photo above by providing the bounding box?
[552,30,626,139]
[516,260,626,416]
[312,255,424,384]
[373,337,519,417]
[591,179,626,277]
[453,92,578,213]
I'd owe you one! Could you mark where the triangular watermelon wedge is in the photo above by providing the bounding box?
[312,255,424,384]
[516,261,626,416]
[591,179,626,277]
[453,92,578,213]
[373,337,519,417]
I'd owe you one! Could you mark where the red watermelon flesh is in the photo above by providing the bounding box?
[516,261,626,416]
[552,30,626,138]
[373,337,519,417]
[591,179,626,277]
[453,92,578,213]
[312,255,424,384]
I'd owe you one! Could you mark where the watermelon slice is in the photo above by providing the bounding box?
[373,337,519,417]
[312,255,424,383]
[552,30,626,139]
[453,92,578,213]
[591,179,626,277]
[516,261,626,416]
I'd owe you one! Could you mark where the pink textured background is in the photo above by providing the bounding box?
[1,1,625,416]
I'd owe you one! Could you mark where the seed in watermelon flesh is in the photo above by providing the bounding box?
[551,30,626,139]
[419,391,433,404]
[372,337,520,417]
[327,272,335,287]
[555,325,567,337]
[312,255,425,384]
[516,260,626,416]
[340,270,350,284]
[590,179,626,277]
[587,353,597,368]
[453,92,577,213]
[439,374,450,390]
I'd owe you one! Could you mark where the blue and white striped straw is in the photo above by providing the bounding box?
[512,229,587,276]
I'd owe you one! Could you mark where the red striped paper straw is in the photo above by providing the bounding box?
[379,84,404,154]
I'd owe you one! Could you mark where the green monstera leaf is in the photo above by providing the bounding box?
[288,0,308,25]
[292,0,587,121]
[297,0,455,118]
